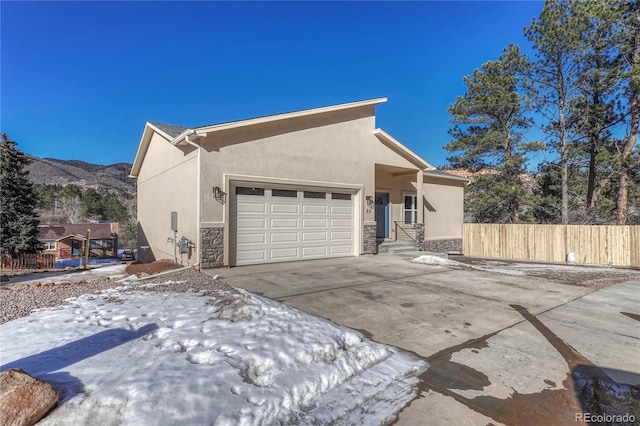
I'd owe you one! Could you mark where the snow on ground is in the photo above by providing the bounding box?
[412,254,527,275]
[411,254,461,267]
[0,276,426,425]
[14,264,130,285]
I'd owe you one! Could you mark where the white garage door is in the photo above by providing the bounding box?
[231,185,355,266]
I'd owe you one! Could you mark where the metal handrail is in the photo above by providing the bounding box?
[394,221,418,244]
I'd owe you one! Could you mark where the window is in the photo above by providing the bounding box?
[331,193,351,200]
[404,194,417,224]
[304,191,326,199]
[272,189,297,198]
[236,187,265,196]
[43,241,56,250]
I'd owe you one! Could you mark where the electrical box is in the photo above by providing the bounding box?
[179,236,189,254]
[171,212,178,232]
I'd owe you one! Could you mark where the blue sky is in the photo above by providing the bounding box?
[2,1,544,167]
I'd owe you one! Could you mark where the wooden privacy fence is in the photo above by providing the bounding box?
[463,224,640,268]
[1,253,56,270]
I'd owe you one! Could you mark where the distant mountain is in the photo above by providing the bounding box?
[26,156,135,192]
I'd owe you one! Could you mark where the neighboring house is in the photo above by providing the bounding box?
[39,223,119,259]
[130,98,468,268]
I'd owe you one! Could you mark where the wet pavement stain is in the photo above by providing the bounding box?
[405,305,618,425]
[421,339,491,392]
[354,289,384,301]
[621,311,640,322]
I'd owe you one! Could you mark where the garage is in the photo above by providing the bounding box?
[231,185,355,266]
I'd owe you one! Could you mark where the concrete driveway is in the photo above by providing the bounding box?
[209,254,640,425]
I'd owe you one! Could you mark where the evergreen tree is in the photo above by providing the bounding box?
[525,0,586,224]
[571,0,625,216]
[0,134,41,255]
[446,45,543,223]
[616,0,640,224]
[81,188,104,218]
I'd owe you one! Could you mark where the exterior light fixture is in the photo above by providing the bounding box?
[213,186,226,203]
[366,195,374,209]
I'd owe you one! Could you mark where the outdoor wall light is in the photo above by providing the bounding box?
[213,186,226,203]
[366,195,374,209]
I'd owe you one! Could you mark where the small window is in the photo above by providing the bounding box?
[43,242,56,250]
[236,187,264,196]
[272,189,297,198]
[331,193,351,200]
[304,191,326,199]
[404,194,417,224]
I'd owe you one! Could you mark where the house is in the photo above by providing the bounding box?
[39,223,119,259]
[130,98,467,268]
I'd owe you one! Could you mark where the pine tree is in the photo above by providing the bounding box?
[0,134,41,255]
[616,0,640,225]
[525,0,586,224]
[446,45,544,223]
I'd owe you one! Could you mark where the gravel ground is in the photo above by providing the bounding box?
[451,256,640,289]
[0,267,238,325]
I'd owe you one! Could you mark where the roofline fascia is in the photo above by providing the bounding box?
[54,234,88,242]
[171,97,388,145]
[373,128,435,171]
[130,122,174,178]
[423,170,472,183]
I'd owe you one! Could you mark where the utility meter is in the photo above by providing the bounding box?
[179,236,189,254]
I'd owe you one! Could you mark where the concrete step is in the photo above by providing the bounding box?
[388,246,420,254]
[377,241,419,254]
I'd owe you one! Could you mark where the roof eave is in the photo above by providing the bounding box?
[373,129,434,171]
[172,97,388,145]
[423,170,472,183]
[130,122,174,178]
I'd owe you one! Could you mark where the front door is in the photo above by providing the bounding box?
[375,192,389,238]
[72,240,80,256]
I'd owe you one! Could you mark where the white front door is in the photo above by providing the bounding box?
[231,185,355,266]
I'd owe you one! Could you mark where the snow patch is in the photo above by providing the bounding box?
[1,281,426,425]
[412,254,459,266]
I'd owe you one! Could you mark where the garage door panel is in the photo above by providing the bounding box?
[271,203,299,214]
[330,245,352,254]
[271,232,299,243]
[330,218,352,228]
[330,205,353,215]
[270,247,299,260]
[302,204,328,214]
[302,246,328,257]
[237,233,266,244]
[302,231,327,242]
[330,231,352,241]
[303,218,327,228]
[234,188,354,266]
[238,218,267,229]
[237,249,267,263]
[271,218,298,228]
[237,202,267,214]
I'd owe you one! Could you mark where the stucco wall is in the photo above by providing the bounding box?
[198,105,418,227]
[423,178,465,240]
[137,132,198,264]
[136,103,465,266]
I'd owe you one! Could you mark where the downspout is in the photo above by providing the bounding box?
[183,131,201,269]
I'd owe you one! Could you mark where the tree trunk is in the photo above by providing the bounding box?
[616,8,640,225]
[559,101,569,225]
[616,90,638,224]
[586,92,601,211]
